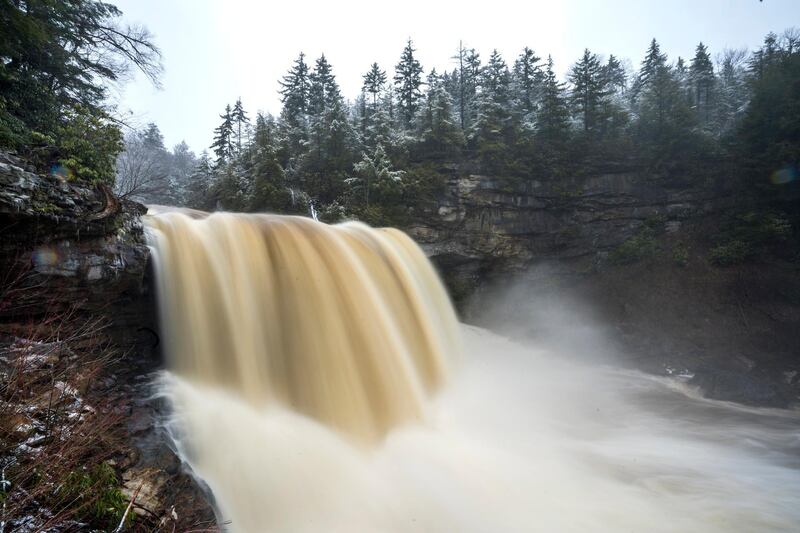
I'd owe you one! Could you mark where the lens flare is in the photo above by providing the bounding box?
[770,165,797,185]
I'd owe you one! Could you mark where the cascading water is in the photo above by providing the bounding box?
[145,208,800,532]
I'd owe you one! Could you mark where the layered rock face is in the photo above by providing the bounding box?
[0,152,214,529]
[0,151,150,346]
[409,173,732,295]
[410,173,799,408]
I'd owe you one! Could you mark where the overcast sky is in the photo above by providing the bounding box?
[112,0,800,153]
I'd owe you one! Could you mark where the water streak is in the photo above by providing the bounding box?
[146,209,458,442]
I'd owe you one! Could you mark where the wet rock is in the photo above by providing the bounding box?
[689,366,791,408]
[0,150,153,353]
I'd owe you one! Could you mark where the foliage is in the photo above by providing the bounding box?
[61,463,129,527]
[56,106,124,185]
[672,242,690,267]
[610,226,658,265]
[0,0,161,182]
[709,239,753,266]
[709,211,792,266]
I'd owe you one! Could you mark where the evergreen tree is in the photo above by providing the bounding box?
[364,90,398,152]
[633,41,698,168]
[248,113,291,212]
[482,50,511,103]
[346,144,404,207]
[536,56,570,142]
[738,32,800,187]
[279,53,310,124]
[715,48,749,136]
[394,39,424,127]
[211,104,235,163]
[278,53,311,169]
[511,47,543,131]
[416,71,463,160]
[470,51,514,170]
[690,43,716,129]
[603,54,628,95]
[231,97,250,152]
[303,55,353,202]
[360,63,387,145]
[362,63,387,108]
[308,54,341,112]
[170,140,197,205]
[446,45,483,134]
[186,151,214,209]
[0,0,161,179]
[636,39,668,93]
[569,49,608,133]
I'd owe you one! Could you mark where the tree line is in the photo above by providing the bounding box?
[1,0,796,227]
[117,31,795,224]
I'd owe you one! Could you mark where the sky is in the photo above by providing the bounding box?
[112,0,800,153]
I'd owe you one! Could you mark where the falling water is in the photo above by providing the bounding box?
[145,209,800,532]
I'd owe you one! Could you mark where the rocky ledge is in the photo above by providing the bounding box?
[410,172,799,408]
[0,152,214,530]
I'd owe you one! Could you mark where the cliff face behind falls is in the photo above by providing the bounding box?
[1,150,799,528]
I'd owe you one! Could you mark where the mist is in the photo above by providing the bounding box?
[146,212,800,532]
[159,326,800,532]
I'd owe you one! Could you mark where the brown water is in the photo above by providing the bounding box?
[146,208,458,443]
[145,210,800,532]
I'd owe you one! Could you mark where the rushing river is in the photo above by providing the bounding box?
[145,209,800,532]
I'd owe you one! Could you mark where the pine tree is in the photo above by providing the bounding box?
[482,50,511,104]
[170,140,197,205]
[537,56,570,141]
[360,63,387,145]
[308,54,341,113]
[346,144,403,207]
[511,47,543,131]
[362,63,387,108]
[303,55,353,202]
[569,49,609,133]
[279,53,311,170]
[394,39,424,128]
[715,48,748,136]
[471,51,514,170]
[211,104,235,163]
[364,90,398,152]
[186,151,214,209]
[279,53,310,124]
[231,98,250,152]
[603,55,627,95]
[637,39,668,90]
[248,113,291,212]
[690,43,716,129]
[633,41,697,160]
[416,71,463,160]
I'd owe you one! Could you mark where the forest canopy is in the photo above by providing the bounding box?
[117,32,799,226]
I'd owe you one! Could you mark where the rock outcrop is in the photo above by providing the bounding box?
[0,151,214,530]
[410,172,799,407]
[409,172,734,298]
[0,151,151,347]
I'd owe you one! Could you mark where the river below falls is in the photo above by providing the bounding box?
[160,325,800,532]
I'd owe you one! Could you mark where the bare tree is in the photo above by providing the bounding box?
[114,131,168,200]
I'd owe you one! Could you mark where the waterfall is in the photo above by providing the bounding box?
[145,208,800,533]
[146,209,459,442]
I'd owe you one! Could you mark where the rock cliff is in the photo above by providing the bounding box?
[410,172,799,408]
